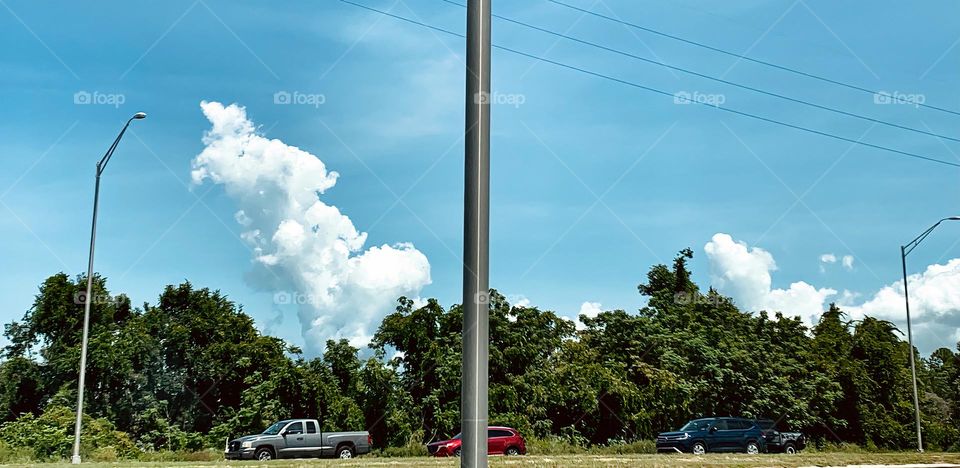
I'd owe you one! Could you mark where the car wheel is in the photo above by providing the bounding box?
[691,442,706,455]
[505,446,520,456]
[784,443,797,454]
[338,445,354,459]
[454,447,462,457]
[255,447,273,461]
[746,441,760,454]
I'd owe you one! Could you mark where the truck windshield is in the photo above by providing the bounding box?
[680,420,711,431]
[262,421,286,435]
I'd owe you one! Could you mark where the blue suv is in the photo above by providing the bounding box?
[656,417,765,454]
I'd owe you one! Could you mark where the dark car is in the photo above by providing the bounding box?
[656,417,765,454]
[757,419,805,454]
[426,427,526,457]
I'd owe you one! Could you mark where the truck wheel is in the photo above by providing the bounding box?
[255,447,274,461]
[337,444,354,459]
[784,443,797,454]
[745,441,760,454]
[505,446,520,456]
[691,442,706,455]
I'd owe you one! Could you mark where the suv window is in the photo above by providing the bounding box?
[306,421,317,434]
[488,429,512,437]
[730,419,752,430]
[711,420,728,431]
[285,422,303,434]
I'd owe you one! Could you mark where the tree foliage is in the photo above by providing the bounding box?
[2,252,958,457]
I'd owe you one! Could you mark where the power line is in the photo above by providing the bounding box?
[337,0,960,168]
[547,0,960,118]
[438,0,960,143]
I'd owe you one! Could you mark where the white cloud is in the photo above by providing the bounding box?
[704,233,836,326]
[704,233,960,353]
[846,258,960,347]
[563,301,604,331]
[192,101,431,355]
[579,301,603,320]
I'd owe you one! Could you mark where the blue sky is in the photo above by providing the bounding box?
[1,0,959,355]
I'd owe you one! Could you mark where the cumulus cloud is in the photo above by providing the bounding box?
[579,301,603,320]
[562,301,604,331]
[846,259,960,350]
[704,233,836,326]
[704,233,960,352]
[191,101,431,354]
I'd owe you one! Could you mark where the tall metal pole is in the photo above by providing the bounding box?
[72,113,145,464]
[461,0,490,467]
[72,172,101,464]
[901,246,923,453]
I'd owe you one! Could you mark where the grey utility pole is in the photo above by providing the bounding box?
[900,215,959,454]
[461,0,490,467]
[72,112,146,464]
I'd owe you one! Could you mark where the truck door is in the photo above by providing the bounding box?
[303,421,323,457]
[279,421,311,457]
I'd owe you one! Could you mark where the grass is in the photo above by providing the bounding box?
[6,452,960,468]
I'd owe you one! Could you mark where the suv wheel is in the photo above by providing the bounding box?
[784,443,797,454]
[255,447,273,461]
[745,441,760,454]
[691,442,706,455]
[505,446,520,456]
[338,445,354,459]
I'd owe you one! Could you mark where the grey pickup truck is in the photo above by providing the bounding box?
[224,418,371,460]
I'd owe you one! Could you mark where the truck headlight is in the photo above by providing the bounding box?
[241,441,253,449]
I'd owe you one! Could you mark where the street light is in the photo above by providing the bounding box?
[71,112,146,464]
[900,215,960,454]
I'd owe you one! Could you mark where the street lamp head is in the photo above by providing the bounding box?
[132,112,147,120]
[948,216,960,221]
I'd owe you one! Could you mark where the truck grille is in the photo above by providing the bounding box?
[228,441,241,452]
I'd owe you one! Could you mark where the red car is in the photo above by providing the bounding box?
[427,427,526,457]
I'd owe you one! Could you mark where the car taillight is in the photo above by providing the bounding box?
[368,434,373,445]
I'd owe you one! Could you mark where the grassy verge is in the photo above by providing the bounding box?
[4,452,960,468]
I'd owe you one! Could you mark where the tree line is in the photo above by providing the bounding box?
[1,250,958,459]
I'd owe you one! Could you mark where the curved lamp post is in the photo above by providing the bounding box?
[72,112,146,464]
[900,215,960,453]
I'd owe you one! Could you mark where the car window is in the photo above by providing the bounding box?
[680,419,711,431]
[306,421,317,434]
[728,420,747,430]
[285,422,303,434]
[488,429,512,437]
[712,420,728,430]
[262,421,286,435]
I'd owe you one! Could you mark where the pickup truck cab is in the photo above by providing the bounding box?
[225,419,371,460]
[757,419,805,453]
